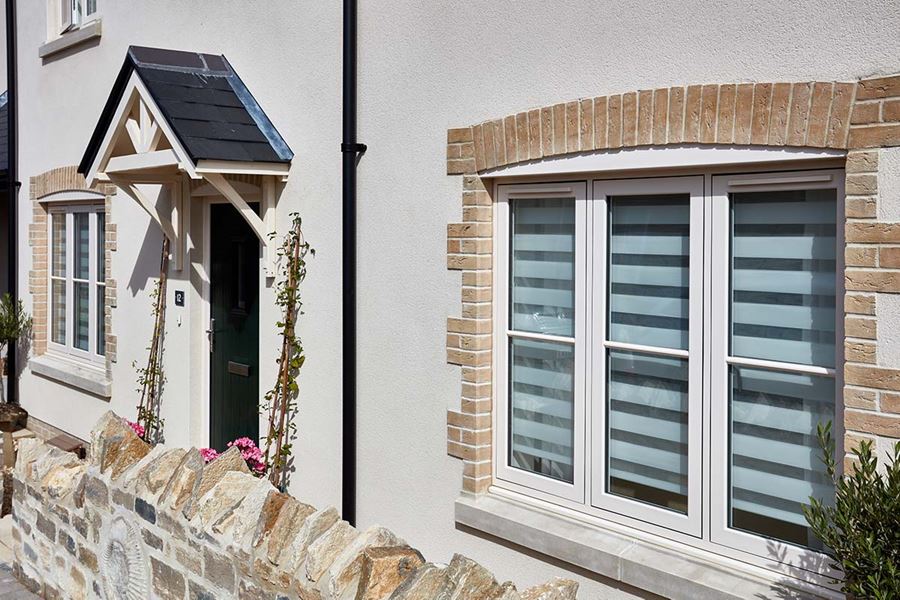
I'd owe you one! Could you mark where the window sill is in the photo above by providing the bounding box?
[29,354,111,399]
[39,20,102,59]
[455,490,840,600]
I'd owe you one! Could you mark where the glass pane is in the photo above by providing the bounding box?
[731,189,837,367]
[85,0,97,15]
[51,279,66,345]
[74,281,89,351]
[607,350,688,513]
[51,213,66,278]
[74,212,90,281]
[609,195,689,350]
[97,285,105,356]
[510,198,575,337]
[729,366,834,549]
[509,338,574,483]
[97,212,106,283]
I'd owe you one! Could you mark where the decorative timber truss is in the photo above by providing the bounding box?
[78,46,293,273]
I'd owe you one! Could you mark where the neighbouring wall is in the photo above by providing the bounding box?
[10,411,578,600]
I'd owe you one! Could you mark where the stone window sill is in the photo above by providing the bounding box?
[455,490,841,600]
[38,20,102,60]
[29,354,111,398]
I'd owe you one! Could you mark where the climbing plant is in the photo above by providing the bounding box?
[263,213,312,490]
[133,237,170,444]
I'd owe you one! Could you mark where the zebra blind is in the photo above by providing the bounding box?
[728,189,837,549]
[508,198,576,483]
[606,195,690,513]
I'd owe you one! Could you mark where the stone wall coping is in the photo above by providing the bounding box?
[10,410,579,599]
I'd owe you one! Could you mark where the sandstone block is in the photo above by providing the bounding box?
[183,446,250,520]
[133,447,188,501]
[158,448,205,512]
[151,556,186,600]
[306,520,359,584]
[319,525,404,600]
[356,546,425,600]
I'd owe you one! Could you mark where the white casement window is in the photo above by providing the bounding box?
[48,205,106,363]
[55,0,98,36]
[494,168,843,572]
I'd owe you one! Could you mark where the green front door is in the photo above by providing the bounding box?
[209,203,260,451]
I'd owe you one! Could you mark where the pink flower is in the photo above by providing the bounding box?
[227,437,267,475]
[199,448,220,463]
[125,419,145,438]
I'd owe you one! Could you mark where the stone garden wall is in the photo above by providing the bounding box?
[10,411,577,599]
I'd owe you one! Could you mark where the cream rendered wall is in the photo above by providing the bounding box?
[10,0,900,598]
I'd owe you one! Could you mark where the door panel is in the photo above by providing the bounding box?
[209,203,260,451]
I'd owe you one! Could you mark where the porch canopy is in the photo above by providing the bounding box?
[78,46,293,272]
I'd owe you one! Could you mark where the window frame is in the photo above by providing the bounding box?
[708,168,845,567]
[47,203,106,365]
[494,181,588,503]
[50,0,99,39]
[492,166,844,581]
[590,176,705,536]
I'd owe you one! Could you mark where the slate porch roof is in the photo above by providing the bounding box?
[78,46,292,175]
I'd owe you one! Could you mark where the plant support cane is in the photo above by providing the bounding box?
[134,238,169,444]
[263,214,312,491]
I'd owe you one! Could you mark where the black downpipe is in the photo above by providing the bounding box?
[5,0,18,405]
[341,0,366,526]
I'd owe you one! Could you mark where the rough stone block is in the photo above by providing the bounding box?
[158,449,205,512]
[133,447,188,500]
[319,526,404,600]
[356,546,425,600]
[151,556,186,600]
[305,520,359,584]
[183,446,250,520]
[203,547,236,593]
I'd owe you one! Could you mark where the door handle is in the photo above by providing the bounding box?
[207,318,216,353]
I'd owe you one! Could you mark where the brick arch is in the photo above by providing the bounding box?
[444,73,900,496]
[446,75,900,175]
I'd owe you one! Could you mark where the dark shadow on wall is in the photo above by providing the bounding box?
[454,523,666,599]
[126,203,166,297]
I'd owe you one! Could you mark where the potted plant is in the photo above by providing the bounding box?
[0,293,32,432]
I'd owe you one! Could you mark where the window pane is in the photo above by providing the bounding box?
[609,195,689,350]
[97,285,105,356]
[607,350,688,513]
[510,198,575,337]
[74,212,90,281]
[731,190,837,367]
[85,0,97,15]
[74,281,89,351]
[51,213,66,278]
[729,366,834,549]
[97,212,106,282]
[509,338,574,483]
[51,279,66,345]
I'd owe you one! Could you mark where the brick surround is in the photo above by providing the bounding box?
[28,166,118,369]
[445,74,900,495]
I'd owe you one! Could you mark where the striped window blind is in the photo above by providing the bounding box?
[73,212,91,351]
[606,195,691,513]
[51,213,66,345]
[508,198,576,483]
[728,189,837,549]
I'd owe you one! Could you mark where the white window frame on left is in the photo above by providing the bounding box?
[47,203,106,365]
[51,0,99,38]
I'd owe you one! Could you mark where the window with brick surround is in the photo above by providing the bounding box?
[47,204,106,364]
[494,168,844,568]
